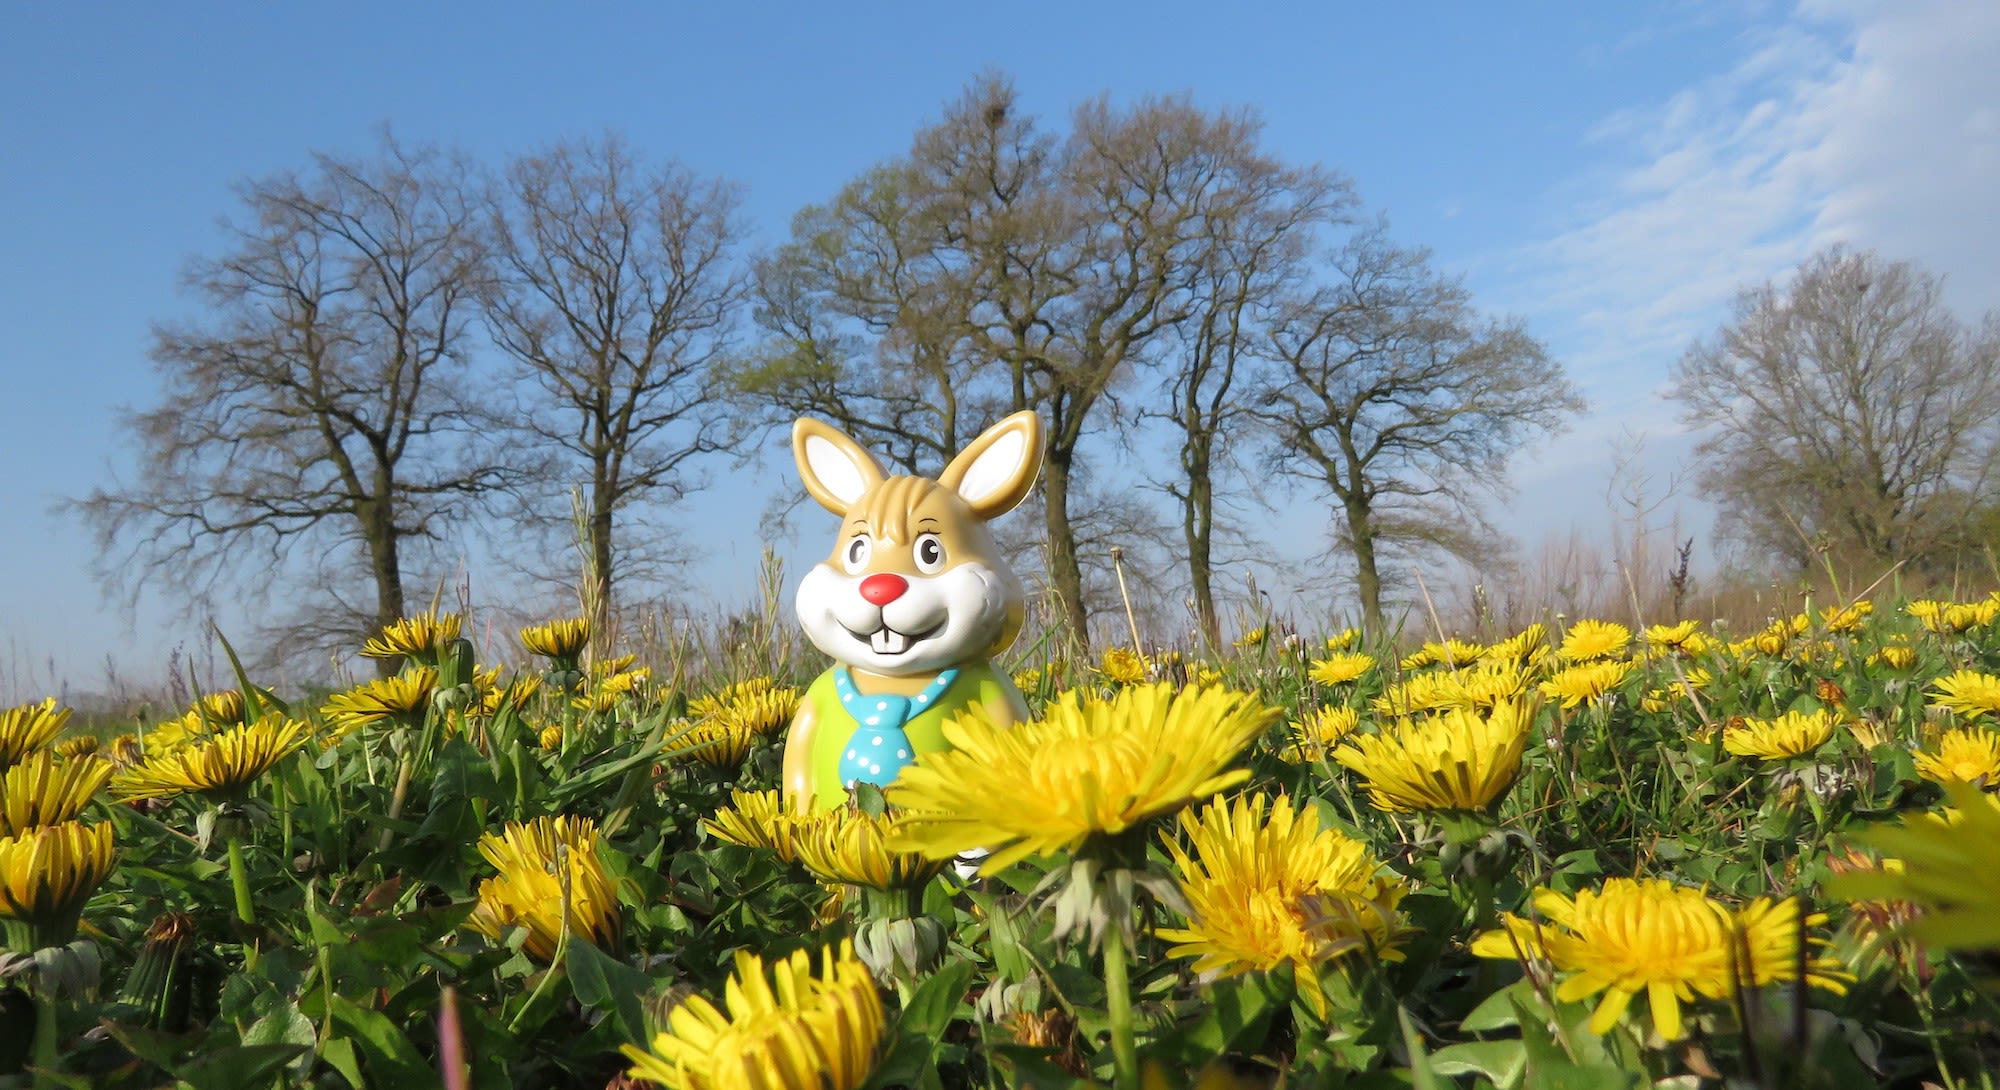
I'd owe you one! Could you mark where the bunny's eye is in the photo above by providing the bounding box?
[913,533,946,574]
[842,536,871,573]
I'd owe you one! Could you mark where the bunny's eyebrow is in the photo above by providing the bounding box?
[916,517,940,530]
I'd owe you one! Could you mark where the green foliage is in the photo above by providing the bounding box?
[3,595,1999,1087]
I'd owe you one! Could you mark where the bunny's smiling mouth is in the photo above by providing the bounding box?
[848,621,944,656]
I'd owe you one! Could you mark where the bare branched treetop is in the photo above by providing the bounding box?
[75,131,513,671]
[1671,246,2000,575]
[742,72,1347,650]
[484,134,748,634]
[1255,221,1587,634]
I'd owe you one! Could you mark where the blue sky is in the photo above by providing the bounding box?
[3,1,1996,696]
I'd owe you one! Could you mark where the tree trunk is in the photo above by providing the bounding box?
[1184,442,1220,650]
[1040,448,1091,654]
[361,495,406,679]
[1346,498,1383,637]
[589,487,615,656]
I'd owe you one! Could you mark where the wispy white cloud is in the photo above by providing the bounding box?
[1502,0,2000,496]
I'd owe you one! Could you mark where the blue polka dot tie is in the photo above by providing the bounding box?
[834,667,959,789]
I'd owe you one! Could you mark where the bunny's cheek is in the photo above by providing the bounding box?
[794,562,1016,674]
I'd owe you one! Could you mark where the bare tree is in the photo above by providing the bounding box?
[76,133,508,670]
[745,73,1297,651]
[1256,222,1585,635]
[736,156,1006,477]
[1670,247,2000,576]
[1146,152,1353,648]
[483,135,747,633]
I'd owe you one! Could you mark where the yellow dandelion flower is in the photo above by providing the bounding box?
[587,654,635,677]
[1912,727,2000,787]
[1011,666,1046,692]
[1097,647,1151,685]
[1371,672,1467,717]
[143,710,220,755]
[1559,620,1631,662]
[1907,599,1967,635]
[537,724,565,750]
[1643,620,1703,651]
[319,668,438,737]
[110,718,312,802]
[1723,710,1838,761]
[106,735,142,767]
[0,820,117,948]
[1750,622,1793,657]
[1399,639,1484,671]
[360,612,462,660]
[1158,794,1405,1017]
[1472,878,1844,1042]
[0,699,71,769]
[1642,667,1713,713]
[1,752,113,836]
[1727,896,1851,992]
[190,689,248,727]
[1324,628,1361,652]
[1281,706,1361,763]
[1538,660,1634,709]
[1234,627,1269,650]
[1930,670,2000,720]
[620,939,884,1090]
[888,683,1281,873]
[705,789,801,861]
[1830,784,2000,952]
[1789,639,1844,669]
[521,616,591,660]
[465,815,619,961]
[717,686,803,740]
[1486,624,1549,668]
[52,736,100,761]
[1455,665,1532,710]
[1333,701,1534,815]
[1674,666,1714,693]
[1870,643,1919,671]
[792,808,948,892]
[671,718,759,772]
[1848,718,1891,751]
[596,668,651,695]
[1308,652,1375,686]
[686,677,779,720]
[1668,632,1717,656]
[1818,601,1872,633]
[477,673,542,718]
[572,688,623,715]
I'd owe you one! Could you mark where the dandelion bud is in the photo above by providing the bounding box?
[854,915,945,983]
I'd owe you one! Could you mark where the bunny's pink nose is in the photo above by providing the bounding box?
[859,573,907,606]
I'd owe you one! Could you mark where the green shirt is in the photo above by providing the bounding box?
[803,662,1012,811]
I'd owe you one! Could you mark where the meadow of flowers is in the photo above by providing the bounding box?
[3,594,2000,1089]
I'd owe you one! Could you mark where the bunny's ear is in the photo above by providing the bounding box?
[793,418,887,515]
[939,411,1043,520]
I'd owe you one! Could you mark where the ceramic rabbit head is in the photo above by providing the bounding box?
[791,412,1043,678]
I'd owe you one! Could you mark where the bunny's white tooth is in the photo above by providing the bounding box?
[870,628,911,655]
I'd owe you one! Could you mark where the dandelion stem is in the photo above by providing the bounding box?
[379,750,415,854]
[601,714,669,840]
[31,990,58,1090]
[1101,923,1139,1090]
[227,833,255,926]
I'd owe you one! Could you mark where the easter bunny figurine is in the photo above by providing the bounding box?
[782,411,1044,813]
